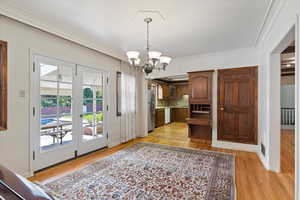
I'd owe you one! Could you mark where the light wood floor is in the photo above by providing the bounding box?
[281,129,295,174]
[29,122,295,200]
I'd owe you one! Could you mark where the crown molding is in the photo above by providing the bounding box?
[255,0,287,47]
[255,0,275,45]
[0,3,127,61]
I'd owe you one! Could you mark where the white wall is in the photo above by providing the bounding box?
[0,16,143,176]
[150,47,259,78]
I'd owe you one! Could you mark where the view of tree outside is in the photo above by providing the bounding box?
[41,87,103,122]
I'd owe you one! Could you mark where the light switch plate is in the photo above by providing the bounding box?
[19,90,26,98]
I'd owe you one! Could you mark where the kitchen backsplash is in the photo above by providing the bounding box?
[157,95,189,107]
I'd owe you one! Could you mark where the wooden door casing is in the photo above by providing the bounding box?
[0,41,7,131]
[218,66,258,144]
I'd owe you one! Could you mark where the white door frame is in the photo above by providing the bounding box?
[268,25,296,172]
[267,17,298,199]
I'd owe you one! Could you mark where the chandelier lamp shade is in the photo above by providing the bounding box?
[126,18,172,75]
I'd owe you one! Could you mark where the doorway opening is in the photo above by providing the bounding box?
[280,42,295,177]
[269,25,296,199]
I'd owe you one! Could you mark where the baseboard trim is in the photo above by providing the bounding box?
[212,140,259,152]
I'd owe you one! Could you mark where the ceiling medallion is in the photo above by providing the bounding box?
[126,18,172,76]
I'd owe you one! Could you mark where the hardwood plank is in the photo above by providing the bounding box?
[29,122,294,200]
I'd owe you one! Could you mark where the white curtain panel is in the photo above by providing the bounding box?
[120,63,137,143]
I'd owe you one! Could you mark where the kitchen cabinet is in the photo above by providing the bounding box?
[162,84,169,99]
[188,71,213,104]
[172,108,188,122]
[176,84,188,97]
[157,83,169,100]
[168,83,188,99]
[155,108,165,127]
[157,81,188,100]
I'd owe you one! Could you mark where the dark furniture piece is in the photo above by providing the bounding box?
[187,70,214,143]
[217,66,258,144]
[155,108,165,127]
[0,165,54,200]
[0,41,7,131]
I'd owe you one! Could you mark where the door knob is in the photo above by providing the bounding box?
[220,107,224,111]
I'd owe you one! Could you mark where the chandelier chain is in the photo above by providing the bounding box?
[146,19,150,54]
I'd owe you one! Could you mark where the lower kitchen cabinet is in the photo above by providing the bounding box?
[155,108,165,128]
[172,108,188,122]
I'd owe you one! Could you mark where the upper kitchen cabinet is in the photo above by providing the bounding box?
[175,83,188,97]
[155,77,189,100]
[167,83,189,99]
[162,84,169,99]
[188,71,214,104]
[157,83,169,100]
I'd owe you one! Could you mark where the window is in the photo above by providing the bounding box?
[0,41,7,131]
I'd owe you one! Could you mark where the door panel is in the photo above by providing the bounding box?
[218,67,258,144]
[32,55,76,171]
[224,80,238,105]
[77,66,108,156]
[222,111,235,139]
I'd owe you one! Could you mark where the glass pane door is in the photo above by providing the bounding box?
[32,56,108,171]
[82,71,104,141]
[32,55,76,171]
[40,63,73,151]
[77,66,108,156]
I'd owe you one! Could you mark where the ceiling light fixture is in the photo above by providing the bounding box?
[126,18,172,76]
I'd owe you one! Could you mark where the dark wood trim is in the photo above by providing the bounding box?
[154,79,188,84]
[281,73,295,76]
[218,66,258,72]
[282,46,295,54]
[0,41,7,131]
[281,68,295,72]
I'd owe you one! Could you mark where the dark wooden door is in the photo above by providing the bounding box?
[218,67,258,144]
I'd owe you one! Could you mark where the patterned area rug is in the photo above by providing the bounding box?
[39,143,236,200]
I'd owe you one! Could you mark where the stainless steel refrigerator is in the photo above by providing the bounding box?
[148,87,156,132]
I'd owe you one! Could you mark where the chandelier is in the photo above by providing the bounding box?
[126,18,172,75]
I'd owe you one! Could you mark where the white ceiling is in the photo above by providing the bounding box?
[0,0,271,59]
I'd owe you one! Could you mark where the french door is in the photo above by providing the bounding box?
[31,55,108,171]
[76,65,108,155]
